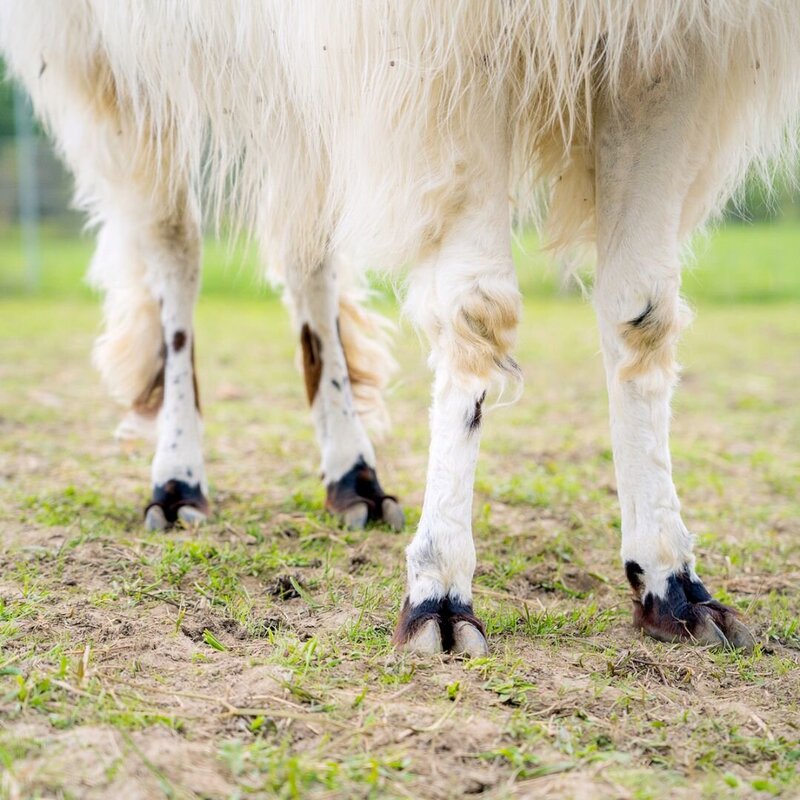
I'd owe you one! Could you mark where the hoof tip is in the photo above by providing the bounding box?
[144,505,168,532]
[381,498,405,531]
[343,502,369,530]
[177,505,207,526]
[692,615,730,648]
[452,620,489,657]
[399,619,443,655]
[723,616,757,651]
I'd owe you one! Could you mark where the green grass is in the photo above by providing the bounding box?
[3,221,800,303]
[0,226,271,299]
[0,223,798,798]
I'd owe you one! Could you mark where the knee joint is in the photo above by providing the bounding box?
[446,281,521,384]
[614,295,691,386]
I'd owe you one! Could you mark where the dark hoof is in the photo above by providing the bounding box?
[392,597,488,657]
[326,457,404,531]
[627,563,756,650]
[144,479,209,530]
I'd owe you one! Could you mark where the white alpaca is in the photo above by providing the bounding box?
[2,1,798,653]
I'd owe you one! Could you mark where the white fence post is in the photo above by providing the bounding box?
[13,86,41,292]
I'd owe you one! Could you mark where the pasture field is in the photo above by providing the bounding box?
[0,225,799,799]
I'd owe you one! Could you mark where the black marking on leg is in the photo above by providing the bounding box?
[628,301,655,328]
[619,299,675,365]
[392,597,443,647]
[137,332,201,416]
[625,560,645,594]
[133,343,167,417]
[466,391,487,435]
[145,479,209,526]
[682,574,713,603]
[632,565,749,647]
[300,323,323,405]
[392,596,485,651]
[331,379,341,390]
[326,456,397,523]
[172,330,187,352]
[190,341,201,413]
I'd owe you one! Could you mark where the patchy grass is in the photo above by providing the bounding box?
[0,228,799,798]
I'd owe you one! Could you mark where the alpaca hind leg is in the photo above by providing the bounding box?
[6,10,209,527]
[50,64,207,528]
[141,192,207,530]
[91,186,206,530]
[284,257,403,531]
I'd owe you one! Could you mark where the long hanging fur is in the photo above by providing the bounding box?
[336,288,397,439]
[88,220,164,426]
[5,1,798,260]
[2,1,799,422]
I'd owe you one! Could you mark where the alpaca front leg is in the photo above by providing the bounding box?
[393,371,490,655]
[393,217,521,656]
[594,66,755,648]
[598,294,754,650]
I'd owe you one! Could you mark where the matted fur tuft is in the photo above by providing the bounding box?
[88,220,164,439]
[337,290,397,439]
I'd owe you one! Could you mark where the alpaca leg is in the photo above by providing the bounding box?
[141,194,207,529]
[91,192,208,530]
[285,258,403,530]
[392,197,521,656]
[10,40,209,529]
[594,66,755,648]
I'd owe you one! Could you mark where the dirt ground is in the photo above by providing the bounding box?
[1,295,798,799]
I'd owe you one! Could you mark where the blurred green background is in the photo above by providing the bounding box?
[1,60,799,303]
